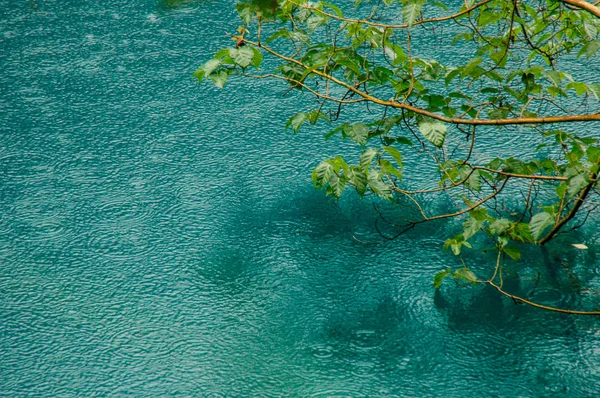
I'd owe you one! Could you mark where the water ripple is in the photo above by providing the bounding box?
[2,0,600,396]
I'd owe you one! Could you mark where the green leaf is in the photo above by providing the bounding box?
[360,148,378,169]
[229,46,254,68]
[346,123,370,145]
[379,159,402,179]
[489,50,507,67]
[480,87,499,94]
[321,2,343,17]
[286,112,307,132]
[469,206,488,221]
[209,70,228,88]
[204,59,221,76]
[445,69,461,85]
[214,48,234,63]
[307,110,328,124]
[584,21,598,40]
[332,156,348,174]
[250,47,263,68]
[588,84,600,100]
[346,167,367,195]
[430,1,448,11]
[466,169,481,191]
[402,0,424,27]
[372,67,393,84]
[327,174,346,198]
[556,182,567,198]
[479,10,501,27]
[236,2,253,24]
[511,222,534,243]
[461,56,482,77]
[384,43,407,65]
[503,245,521,261]
[568,174,589,196]
[529,212,554,241]
[418,119,447,147]
[503,157,531,174]
[433,268,451,289]
[425,94,447,108]
[453,268,478,283]
[578,39,600,58]
[489,219,511,235]
[463,217,483,240]
[395,137,414,146]
[367,169,393,200]
[289,29,310,44]
[300,61,326,82]
[566,82,588,96]
[444,235,472,255]
[312,161,334,187]
[587,146,600,163]
[545,70,562,86]
[383,146,403,168]
[266,28,291,44]
[307,13,327,31]
[566,141,584,163]
[193,67,205,82]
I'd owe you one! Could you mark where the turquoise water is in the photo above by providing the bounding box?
[1,1,600,396]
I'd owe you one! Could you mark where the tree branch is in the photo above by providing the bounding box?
[246,41,600,126]
[538,160,600,244]
[560,0,600,18]
[488,281,600,315]
[288,0,494,30]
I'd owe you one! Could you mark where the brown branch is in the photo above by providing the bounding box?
[393,170,477,195]
[418,178,509,221]
[403,30,415,104]
[242,73,366,104]
[471,166,568,181]
[476,250,600,315]
[518,179,536,222]
[488,281,600,315]
[246,41,600,125]
[514,3,555,65]
[469,0,517,84]
[289,0,493,30]
[390,162,561,196]
[538,164,600,244]
[559,0,600,18]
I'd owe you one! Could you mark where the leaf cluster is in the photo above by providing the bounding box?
[197,0,600,314]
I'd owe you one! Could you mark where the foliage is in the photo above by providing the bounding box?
[197,0,600,314]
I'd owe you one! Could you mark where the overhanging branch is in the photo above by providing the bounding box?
[560,0,600,18]
[246,40,600,126]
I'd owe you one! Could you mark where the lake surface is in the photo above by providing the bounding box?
[1,1,600,396]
